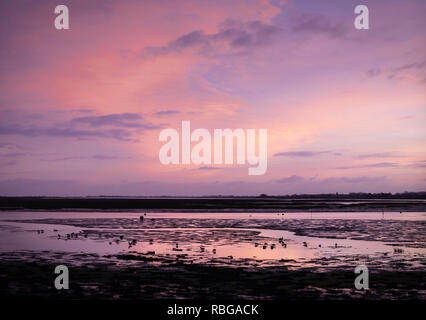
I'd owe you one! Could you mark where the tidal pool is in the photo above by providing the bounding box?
[0,211,425,270]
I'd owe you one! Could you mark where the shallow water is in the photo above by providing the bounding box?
[0,211,425,269]
[1,211,425,221]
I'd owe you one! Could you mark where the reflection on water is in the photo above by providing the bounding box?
[1,210,425,269]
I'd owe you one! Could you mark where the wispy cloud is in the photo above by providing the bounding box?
[43,154,121,162]
[43,127,135,141]
[275,175,388,184]
[322,176,388,183]
[335,162,399,170]
[69,109,95,114]
[70,113,157,129]
[0,161,18,167]
[0,113,159,141]
[276,175,305,183]
[367,60,426,81]
[366,68,382,77]
[393,60,426,73]
[291,14,347,38]
[143,20,282,57]
[274,150,341,157]
[0,152,26,158]
[198,166,222,170]
[92,154,119,160]
[409,161,426,168]
[0,142,22,150]
[357,153,396,159]
[154,110,181,116]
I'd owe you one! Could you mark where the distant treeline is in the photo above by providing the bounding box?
[257,192,426,199]
[0,193,425,211]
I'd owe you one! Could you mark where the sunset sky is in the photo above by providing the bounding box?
[0,0,425,196]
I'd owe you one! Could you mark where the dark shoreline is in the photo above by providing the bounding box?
[1,257,424,300]
[1,197,426,212]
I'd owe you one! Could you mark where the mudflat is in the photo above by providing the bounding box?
[0,211,425,299]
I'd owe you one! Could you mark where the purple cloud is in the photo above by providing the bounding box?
[0,142,22,150]
[322,176,388,184]
[70,113,158,129]
[43,154,120,162]
[0,161,18,167]
[366,68,382,77]
[0,112,159,141]
[0,124,37,136]
[335,162,399,170]
[393,60,426,73]
[357,153,396,159]
[409,162,426,168]
[43,127,134,141]
[0,152,26,158]
[367,60,426,82]
[276,175,305,183]
[143,20,282,57]
[274,150,341,157]
[275,175,388,185]
[292,14,347,38]
[154,110,181,116]
[92,154,119,160]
